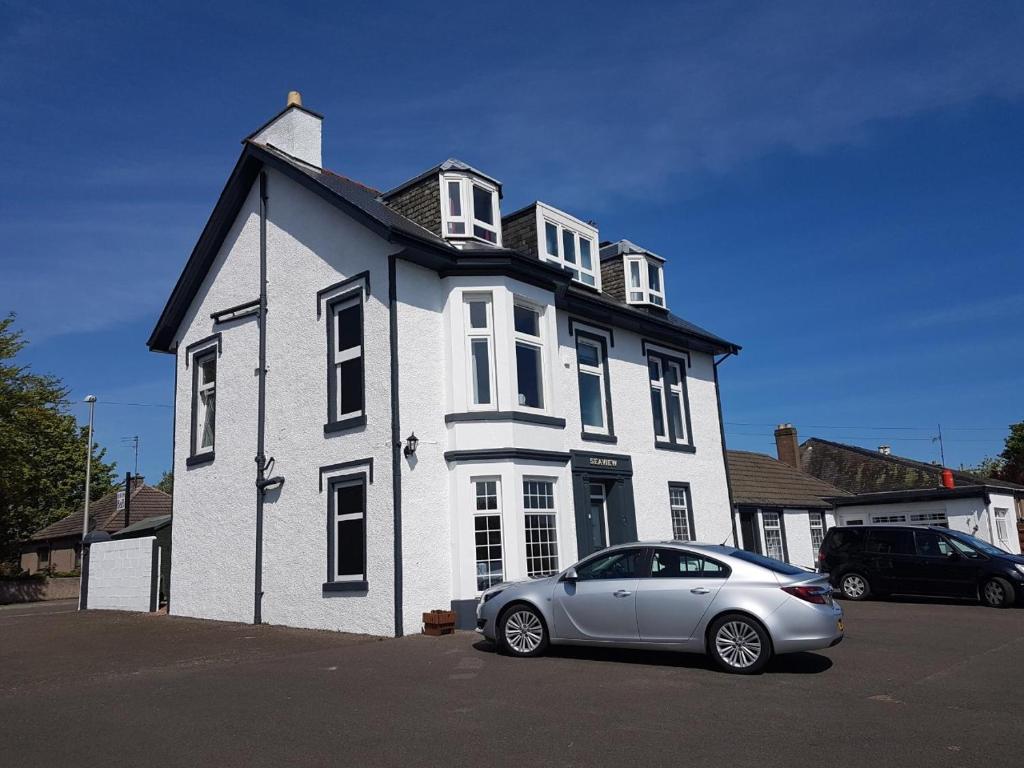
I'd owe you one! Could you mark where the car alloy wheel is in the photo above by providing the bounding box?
[840,573,869,600]
[982,577,1014,608]
[715,620,763,670]
[502,608,545,656]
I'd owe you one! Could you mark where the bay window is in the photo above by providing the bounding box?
[473,479,504,591]
[441,174,501,245]
[523,479,559,577]
[465,295,495,408]
[514,303,544,409]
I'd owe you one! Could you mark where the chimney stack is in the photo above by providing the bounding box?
[249,91,323,169]
[774,424,800,468]
[878,445,891,455]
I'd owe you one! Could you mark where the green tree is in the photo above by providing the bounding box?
[155,470,173,495]
[0,315,117,563]
[995,421,1024,485]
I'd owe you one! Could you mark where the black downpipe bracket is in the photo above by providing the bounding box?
[714,353,740,548]
[254,171,268,625]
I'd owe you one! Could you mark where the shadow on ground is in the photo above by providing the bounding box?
[472,639,832,674]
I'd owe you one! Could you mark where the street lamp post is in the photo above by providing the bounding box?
[79,395,96,611]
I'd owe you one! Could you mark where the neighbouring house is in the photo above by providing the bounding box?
[726,450,850,569]
[773,425,1024,555]
[146,93,741,636]
[20,478,172,574]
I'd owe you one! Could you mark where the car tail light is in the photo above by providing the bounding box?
[817,548,826,563]
[782,585,832,604]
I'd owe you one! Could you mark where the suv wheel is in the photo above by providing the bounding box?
[839,572,870,601]
[708,614,772,674]
[981,577,1015,608]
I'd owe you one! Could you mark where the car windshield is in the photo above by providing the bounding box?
[945,531,1008,557]
[726,549,806,575]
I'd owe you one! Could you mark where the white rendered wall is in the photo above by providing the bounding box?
[86,538,157,612]
[258,169,397,636]
[171,182,262,625]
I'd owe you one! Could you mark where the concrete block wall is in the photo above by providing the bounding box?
[86,537,157,612]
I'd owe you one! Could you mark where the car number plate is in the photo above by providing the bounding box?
[837,619,845,633]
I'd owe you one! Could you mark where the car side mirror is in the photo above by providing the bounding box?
[561,567,578,583]
[946,550,959,559]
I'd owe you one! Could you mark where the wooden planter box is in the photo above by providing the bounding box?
[422,609,456,636]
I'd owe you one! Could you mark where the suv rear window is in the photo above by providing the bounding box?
[824,528,866,553]
[866,529,913,555]
[728,549,805,575]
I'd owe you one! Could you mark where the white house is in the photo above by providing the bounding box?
[147,94,740,636]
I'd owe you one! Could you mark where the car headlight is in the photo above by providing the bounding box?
[1014,564,1024,578]
[482,588,506,603]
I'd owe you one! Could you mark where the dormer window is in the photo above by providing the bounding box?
[625,254,665,307]
[534,202,600,289]
[441,174,501,246]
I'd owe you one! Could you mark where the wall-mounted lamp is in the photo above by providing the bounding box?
[403,432,419,457]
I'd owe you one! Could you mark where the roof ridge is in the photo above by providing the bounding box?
[727,449,852,497]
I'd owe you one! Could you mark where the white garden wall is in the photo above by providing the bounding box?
[85,537,158,612]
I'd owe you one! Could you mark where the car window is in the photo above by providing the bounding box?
[575,549,645,580]
[727,549,806,575]
[947,537,983,558]
[914,531,954,558]
[865,529,913,555]
[827,528,866,553]
[650,549,729,579]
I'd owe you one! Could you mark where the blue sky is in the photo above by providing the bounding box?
[2,1,1023,482]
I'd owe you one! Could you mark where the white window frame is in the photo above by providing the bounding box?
[535,203,601,290]
[648,353,689,446]
[464,294,496,410]
[577,338,608,434]
[669,485,693,542]
[809,511,825,552]
[871,514,908,524]
[762,510,785,561]
[523,477,559,577]
[330,294,364,423]
[513,300,546,412]
[473,478,504,592]
[330,477,366,584]
[625,254,666,307]
[193,349,217,455]
[994,508,1009,543]
[440,173,501,246]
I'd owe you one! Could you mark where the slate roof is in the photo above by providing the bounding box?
[149,138,740,356]
[799,438,1024,495]
[727,450,850,509]
[30,484,172,541]
[379,157,503,199]
[112,514,172,537]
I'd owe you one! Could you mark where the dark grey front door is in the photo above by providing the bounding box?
[739,509,761,554]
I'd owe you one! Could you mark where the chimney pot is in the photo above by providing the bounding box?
[878,445,891,455]
[774,424,800,468]
[287,90,302,108]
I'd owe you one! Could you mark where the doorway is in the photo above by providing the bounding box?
[586,483,610,551]
[738,508,761,554]
[571,451,637,560]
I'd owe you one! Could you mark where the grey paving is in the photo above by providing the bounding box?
[1,598,1021,767]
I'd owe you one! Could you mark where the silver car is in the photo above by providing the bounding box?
[476,542,844,674]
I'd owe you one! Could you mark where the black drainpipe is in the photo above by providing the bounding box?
[388,252,404,638]
[714,352,740,548]
[254,171,269,625]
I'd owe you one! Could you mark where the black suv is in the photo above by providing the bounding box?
[818,525,1024,607]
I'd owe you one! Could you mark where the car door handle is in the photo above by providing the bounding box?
[690,587,711,594]
[613,589,632,597]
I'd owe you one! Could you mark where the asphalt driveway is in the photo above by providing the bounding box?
[1,597,1022,767]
